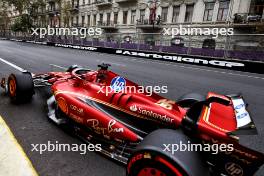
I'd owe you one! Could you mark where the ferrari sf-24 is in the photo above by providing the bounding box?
[1,63,263,176]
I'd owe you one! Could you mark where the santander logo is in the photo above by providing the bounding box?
[130,105,138,112]
[129,105,174,123]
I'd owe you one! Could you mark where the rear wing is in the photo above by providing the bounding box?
[191,94,263,176]
[187,93,257,136]
[227,94,257,135]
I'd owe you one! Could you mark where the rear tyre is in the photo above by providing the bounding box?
[127,129,209,176]
[8,73,34,103]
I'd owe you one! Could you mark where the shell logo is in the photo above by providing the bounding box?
[57,97,68,114]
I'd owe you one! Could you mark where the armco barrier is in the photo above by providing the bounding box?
[37,38,264,62]
[2,38,264,74]
[47,42,264,74]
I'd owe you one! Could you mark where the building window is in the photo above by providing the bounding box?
[72,0,75,7]
[204,2,215,21]
[93,14,96,26]
[131,10,136,24]
[99,13,103,23]
[123,11,128,24]
[50,18,53,27]
[87,15,90,26]
[217,1,230,21]
[161,7,168,22]
[81,16,85,26]
[185,4,194,22]
[249,0,264,16]
[140,9,145,22]
[114,13,118,24]
[172,6,180,23]
[83,0,85,5]
[107,13,111,25]
[76,16,79,26]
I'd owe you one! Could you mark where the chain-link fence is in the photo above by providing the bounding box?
[1,30,263,62]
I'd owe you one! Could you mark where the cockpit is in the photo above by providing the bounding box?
[70,63,111,85]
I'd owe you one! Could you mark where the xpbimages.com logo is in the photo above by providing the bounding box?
[31,141,102,155]
[31,25,102,38]
[97,76,168,96]
[163,25,234,39]
[163,141,234,155]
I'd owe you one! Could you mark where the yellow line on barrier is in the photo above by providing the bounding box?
[0,115,39,176]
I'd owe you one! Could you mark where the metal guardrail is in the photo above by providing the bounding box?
[0,32,263,62]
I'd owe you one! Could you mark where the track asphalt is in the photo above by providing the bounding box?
[0,40,263,176]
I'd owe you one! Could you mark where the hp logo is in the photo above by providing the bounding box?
[110,76,126,92]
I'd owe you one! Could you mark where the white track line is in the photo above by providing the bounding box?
[0,58,26,72]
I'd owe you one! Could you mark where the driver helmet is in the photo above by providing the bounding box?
[67,65,80,72]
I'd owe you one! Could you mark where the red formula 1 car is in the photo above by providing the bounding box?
[1,63,264,176]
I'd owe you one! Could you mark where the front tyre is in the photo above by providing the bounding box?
[127,129,210,176]
[8,73,34,103]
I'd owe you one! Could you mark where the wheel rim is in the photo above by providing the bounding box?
[57,97,68,114]
[9,79,16,97]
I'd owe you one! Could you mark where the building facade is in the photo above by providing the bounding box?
[55,0,264,50]
[1,0,264,50]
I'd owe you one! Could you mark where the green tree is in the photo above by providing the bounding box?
[3,0,30,15]
[4,0,46,31]
[0,1,11,36]
[11,14,32,32]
